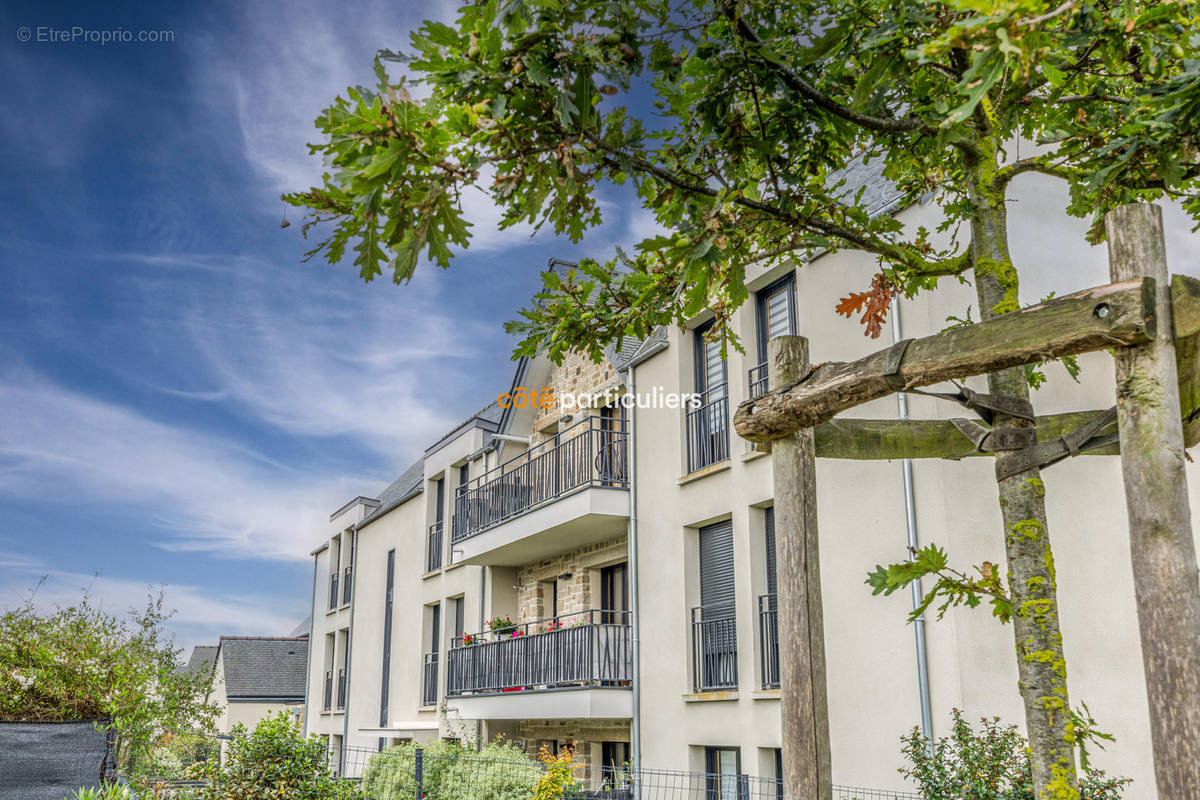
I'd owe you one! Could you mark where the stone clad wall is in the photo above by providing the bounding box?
[534,351,620,441]
[515,536,627,623]
[517,718,631,779]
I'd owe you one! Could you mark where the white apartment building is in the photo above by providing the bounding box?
[303,166,1200,797]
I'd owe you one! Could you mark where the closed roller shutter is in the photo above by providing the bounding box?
[700,520,736,618]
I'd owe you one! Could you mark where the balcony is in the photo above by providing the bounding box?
[336,667,347,710]
[422,651,439,706]
[427,521,444,573]
[685,385,730,473]
[445,609,632,720]
[691,604,738,692]
[322,670,333,711]
[748,362,769,400]
[342,565,352,605]
[758,594,779,690]
[328,572,339,611]
[451,417,630,566]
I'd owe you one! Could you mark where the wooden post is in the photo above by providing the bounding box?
[771,335,832,800]
[1107,203,1200,799]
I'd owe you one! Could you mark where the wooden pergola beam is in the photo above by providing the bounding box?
[736,276,1200,443]
[814,410,1117,460]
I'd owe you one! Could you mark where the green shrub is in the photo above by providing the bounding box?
[197,713,362,800]
[0,591,219,776]
[443,741,543,800]
[363,739,542,800]
[900,710,1132,799]
[63,785,130,800]
[362,739,465,800]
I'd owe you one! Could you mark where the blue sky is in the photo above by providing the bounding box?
[0,0,654,650]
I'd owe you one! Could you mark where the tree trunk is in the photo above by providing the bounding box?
[1106,203,1200,799]
[771,335,833,800]
[970,156,1080,799]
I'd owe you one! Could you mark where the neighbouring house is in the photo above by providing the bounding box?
[187,636,308,737]
[302,157,1200,797]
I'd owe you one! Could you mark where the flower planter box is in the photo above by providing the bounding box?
[0,720,111,800]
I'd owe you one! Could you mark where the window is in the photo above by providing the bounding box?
[423,605,440,706]
[453,463,470,541]
[435,477,445,523]
[328,536,341,610]
[601,741,632,785]
[322,633,335,711]
[773,749,783,800]
[687,322,730,471]
[453,596,465,643]
[601,741,630,771]
[750,275,796,398]
[600,562,629,624]
[342,532,354,606]
[597,405,627,485]
[704,747,744,800]
[380,549,395,726]
[540,580,559,619]
[760,508,780,689]
[428,478,445,572]
[693,521,737,690]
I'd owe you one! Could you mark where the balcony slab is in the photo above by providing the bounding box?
[454,487,629,566]
[447,687,632,720]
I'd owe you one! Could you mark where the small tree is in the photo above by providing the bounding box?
[900,709,1131,800]
[198,713,362,800]
[0,589,219,778]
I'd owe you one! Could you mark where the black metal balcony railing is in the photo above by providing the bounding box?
[447,609,632,696]
[453,416,629,542]
[758,594,779,689]
[342,565,352,605]
[328,572,339,611]
[322,670,333,711]
[685,384,730,473]
[336,667,347,710]
[691,604,738,692]
[427,520,444,573]
[748,362,770,399]
[422,651,439,706]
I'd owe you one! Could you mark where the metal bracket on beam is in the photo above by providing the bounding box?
[881,338,913,391]
[994,406,1119,479]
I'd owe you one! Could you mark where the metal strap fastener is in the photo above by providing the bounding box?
[994,406,1119,480]
[880,339,1036,424]
[880,338,913,391]
[950,418,1038,453]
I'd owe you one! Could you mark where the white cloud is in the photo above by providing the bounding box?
[186,0,538,252]
[111,250,494,459]
[0,368,374,561]
[0,557,304,654]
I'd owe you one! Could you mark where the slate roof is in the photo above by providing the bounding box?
[182,645,218,679]
[217,636,307,702]
[287,616,311,639]
[424,401,504,456]
[356,401,508,529]
[829,151,906,217]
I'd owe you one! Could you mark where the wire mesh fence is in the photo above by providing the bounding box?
[125,739,924,800]
[336,745,923,800]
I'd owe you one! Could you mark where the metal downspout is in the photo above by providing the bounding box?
[340,529,358,773]
[302,555,317,738]
[625,364,642,794]
[892,305,934,743]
